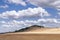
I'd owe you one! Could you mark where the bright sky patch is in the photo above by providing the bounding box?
[0,0,60,33]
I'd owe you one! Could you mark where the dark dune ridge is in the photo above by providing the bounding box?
[0,25,44,34]
[14,25,44,32]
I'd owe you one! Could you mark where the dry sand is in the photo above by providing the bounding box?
[11,28,60,34]
[0,28,60,40]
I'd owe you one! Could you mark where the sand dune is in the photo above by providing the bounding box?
[11,28,60,34]
[0,28,60,40]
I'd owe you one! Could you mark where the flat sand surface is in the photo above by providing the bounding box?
[0,34,60,40]
[0,28,60,40]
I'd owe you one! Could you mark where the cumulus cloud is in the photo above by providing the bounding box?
[58,12,60,16]
[28,0,60,11]
[0,0,60,33]
[0,7,51,33]
[0,18,60,33]
[0,7,50,19]
[0,5,9,8]
[6,0,27,6]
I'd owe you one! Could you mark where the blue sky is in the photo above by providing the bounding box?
[0,0,58,18]
[0,0,60,33]
[0,0,37,13]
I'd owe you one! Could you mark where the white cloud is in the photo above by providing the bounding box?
[0,5,9,8]
[0,0,60,33]
[0,7,51,33]
[0,18,60,33]
[28,0,60,11]
[58,12,60,16]
[6,0,26,6]
[38,19,59,23]
[0,7,50,19]
[52,0,60,11]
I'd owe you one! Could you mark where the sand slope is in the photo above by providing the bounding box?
[11,28,60,34]
[0,28,60,40]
